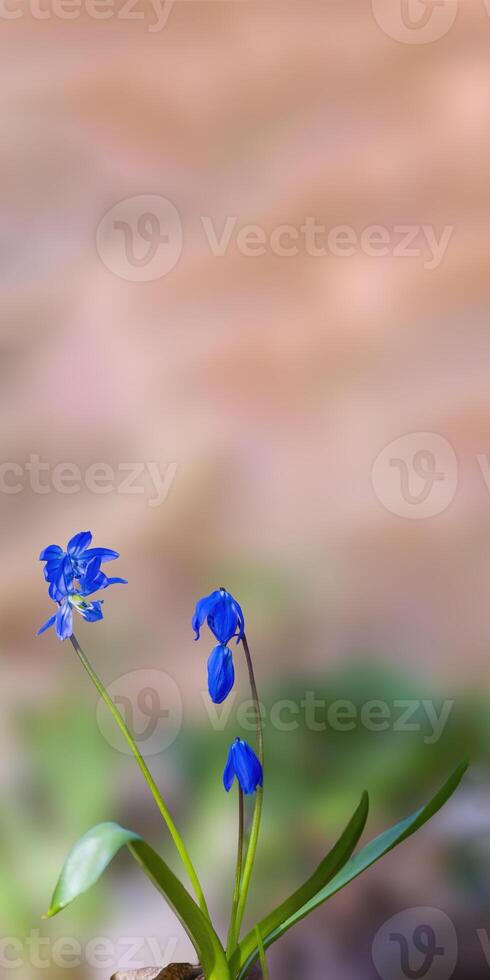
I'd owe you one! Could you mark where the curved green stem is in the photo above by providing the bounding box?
[226,785,244,957]
[69,633,209,919]
[233,633,264,945]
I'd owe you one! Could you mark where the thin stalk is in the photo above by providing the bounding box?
[233,633,264,944]
[226,786,244,957]
[69,633,209,919]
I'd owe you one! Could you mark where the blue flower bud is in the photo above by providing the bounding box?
[223,738,263,795]
[208,645,235,704]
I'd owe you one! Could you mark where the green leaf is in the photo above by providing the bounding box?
[254,926,269,980]
[46,822,230,980]
[233,762,467,980]
[229,792,369,976]
[46,823,138,916]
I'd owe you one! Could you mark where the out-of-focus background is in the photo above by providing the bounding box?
[2,1,490,977]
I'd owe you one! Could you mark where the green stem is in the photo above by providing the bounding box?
[226,785,244,957]
[69,633,209,919]
[232,633,264,946]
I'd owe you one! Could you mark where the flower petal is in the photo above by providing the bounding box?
[209,604,234,644]
[192,591,220,640]
[67,531,92,557]
[223,744,236,792]
[55,555,75,595]
[55,601,73,640]
[231,597,245,643]
[37,613,56,635]
[39,544,63,561]
[82,547,119,562]
[79,600,104,623]
[48,556,75,599]
[208,589,245,645]
[43,558,64,582]
[81,556,104,594]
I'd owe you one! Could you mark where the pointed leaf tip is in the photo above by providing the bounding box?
[47,822,141,918]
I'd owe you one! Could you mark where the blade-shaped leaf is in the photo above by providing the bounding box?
[229,792,368,976]
[47,822,139,915]
[46,822,230,980]
[233,762,467,980]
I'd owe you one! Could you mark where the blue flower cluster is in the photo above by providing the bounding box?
[39,548,262,794]
[193,588,262,795]
[38,531,127,641]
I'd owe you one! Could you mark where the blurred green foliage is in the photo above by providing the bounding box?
[0,697,117,940]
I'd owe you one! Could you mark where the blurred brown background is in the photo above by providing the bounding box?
[2,1,490,977]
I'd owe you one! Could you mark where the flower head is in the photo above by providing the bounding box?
[223,738,263,795]
[40,531,119,594]
[192,588,244,645]
[38,534,126,641]
[208,644,235,704]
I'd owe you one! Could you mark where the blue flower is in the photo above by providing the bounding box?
[223,738,263,795]
[193,588,244,645]
[38,536,126,641]
[40,531,119,593]
[208,644,235,704]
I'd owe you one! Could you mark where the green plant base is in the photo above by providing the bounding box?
[111,965,262,980]
[111,968,200,980]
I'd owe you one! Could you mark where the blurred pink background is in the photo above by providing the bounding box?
[2,2,490,978]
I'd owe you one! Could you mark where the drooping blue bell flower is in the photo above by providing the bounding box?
[208,644,235,704]
[193,588,245,645]
[223,738,263,795]
[40,531,119,594]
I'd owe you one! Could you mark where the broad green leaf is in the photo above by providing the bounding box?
[46,822,230,980]
[233,762,467,980]
[46,823,139,915]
